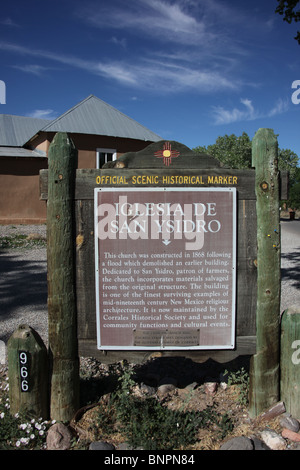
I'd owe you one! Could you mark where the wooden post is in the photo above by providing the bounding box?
[47,132,79,422]
[249,128,281,416]
[7,325,48,419]
[281,306,300,418]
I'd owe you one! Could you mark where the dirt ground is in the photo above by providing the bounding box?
[72,357,287,450]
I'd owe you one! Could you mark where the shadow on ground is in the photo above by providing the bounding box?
[0,249,47,342]
[281,247,300,289]
[79,355,252,406]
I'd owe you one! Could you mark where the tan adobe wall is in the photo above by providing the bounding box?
[1,134,157,224]
[31,132,156,168]
[0,157,47,224]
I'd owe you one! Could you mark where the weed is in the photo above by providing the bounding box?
[223,367,249,406]
[0,234,46,249]
[93,365,234,450]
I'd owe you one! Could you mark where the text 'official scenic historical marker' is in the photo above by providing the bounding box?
[95,187,236,350]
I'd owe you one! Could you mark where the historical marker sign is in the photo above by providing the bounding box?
[95,187,236,350]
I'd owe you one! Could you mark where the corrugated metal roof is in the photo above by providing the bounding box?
[0,114,50,146]
[41,95,162,142]
[0,146,46,158]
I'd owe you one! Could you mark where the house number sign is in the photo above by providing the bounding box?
[19,351,30,392]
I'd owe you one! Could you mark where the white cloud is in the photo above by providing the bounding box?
[0,17,19,27]
[110,36,127,48]
[1,1,278,99]
[12,64,49,76]
[77,0,261,57]
[212,99,257,125]
[268,98,289,117]
[0,41,239,93]
[79,0,210,46]
[95,62,138,85]
[71,0,257,93]
[0,0,252,95]
[212,98,289,125]
[27,109,57,120]
[132,58,237,92]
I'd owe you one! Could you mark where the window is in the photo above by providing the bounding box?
[96,148,117,168]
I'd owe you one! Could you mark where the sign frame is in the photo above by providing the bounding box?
[94,187,237,351]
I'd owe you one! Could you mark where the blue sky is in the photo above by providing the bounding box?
[0,0,300,159]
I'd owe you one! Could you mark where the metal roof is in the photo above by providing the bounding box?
[0,95,162,154]
[41,95,162,142]
[0,114,50,146]
[0,147,46,158]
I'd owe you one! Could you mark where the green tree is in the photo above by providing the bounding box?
[288,167,300,209]
[193,132,252,169]
[275,0,300,44]
[193,132,299,207]
[278,148,299,183]
[194,132,298,173]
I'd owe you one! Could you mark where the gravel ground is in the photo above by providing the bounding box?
[280,219,300,311]
[0,220,299,363]
[0,225,48,350]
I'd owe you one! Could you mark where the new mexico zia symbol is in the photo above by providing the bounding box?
[154,142,180,167]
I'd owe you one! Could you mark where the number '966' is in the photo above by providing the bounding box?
[19,351,29,392]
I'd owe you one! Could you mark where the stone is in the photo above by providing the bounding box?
[282,428,300,443]
[89,441,115,450]
[250,437,271,450]
[46,423,72,450]
[219,382,228,390]
[184,381,198,391]
[140,383,156,395]
[220,436,254,450]
[117,442,132,450]
[117,442,144,450]
[204,382,218,395]
[157,383,176,395]
[280,415,300,433]
[157,376,177,395]
[260,429,286,450]
[158,376,178,387]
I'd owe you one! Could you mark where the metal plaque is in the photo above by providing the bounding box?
[95,187,236,350]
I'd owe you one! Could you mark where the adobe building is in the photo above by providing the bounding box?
[0,95,161,224]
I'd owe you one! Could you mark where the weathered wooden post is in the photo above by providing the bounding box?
[47,132,79,422]
[7,325,48,419]
[281,306,300,418]
[249,128,281,416]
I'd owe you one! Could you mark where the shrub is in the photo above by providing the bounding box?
[94,365,233,450]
